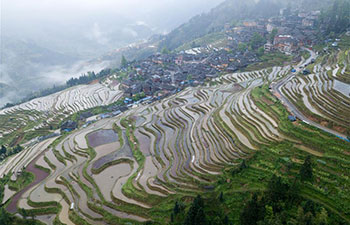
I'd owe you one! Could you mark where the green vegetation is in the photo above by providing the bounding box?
[176,32,227,51]
[165,84,350,225]
[121,55,128,68]
[159,0,280,50]
[238,43,248,52]
[8,171,34,191]
[319,0,350,35]
[0,208,44,225]
[301,50,311,60]
[245,52,293,71]
[300,156,313,182]
[268,28,278,43]
[2,24,349,224]
[249,32,266,50]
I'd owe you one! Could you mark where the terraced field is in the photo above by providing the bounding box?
[280,55,350,136]
[0,82,122,144]
[1,54,350,224]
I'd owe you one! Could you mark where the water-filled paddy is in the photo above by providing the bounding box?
[87,129,119,147]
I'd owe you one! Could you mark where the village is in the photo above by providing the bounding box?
[8,6,344,137]
[56,7,335,133]
[114,8,324,104]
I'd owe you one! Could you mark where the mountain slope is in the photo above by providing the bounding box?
[159,0,282,50]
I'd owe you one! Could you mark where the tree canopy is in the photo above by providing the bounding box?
[250,32,266,49]
[300,155,313,182]
[320,0,350,34]
[121,55,128,68]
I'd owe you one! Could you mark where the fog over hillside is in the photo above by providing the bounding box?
[0,0,225,106]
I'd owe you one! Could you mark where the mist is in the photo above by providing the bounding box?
[0,0,225,106]
[2,0,225,56]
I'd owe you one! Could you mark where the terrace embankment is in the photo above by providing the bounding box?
[3,57,350,224]
[7,150,50,213]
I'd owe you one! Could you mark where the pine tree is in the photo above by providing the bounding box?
[184,195,207,225]
[219,192,224,202]
[20,208,27,219]
[171,212,174,223]
[240,160,248,170]
[300,156,313,182]
[174,201,180,215]
[0,145,6,155]
[0,208,11,224]
[240,193,263,225]
[315,208,328,225]
[121,55,128,68]
[223,215,229,225]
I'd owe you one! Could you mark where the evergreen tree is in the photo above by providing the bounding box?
[300,156,313,182]
[184,195,207,225]
[174,201,180,215]
[250,32,266,49]
[161,47,170,54]
[223,215,229,225]
[320,0,350,34]
[240,193,264,225]
[219,191,224,203]
[171,213,174,223]
[121,55,128,68]
[0,208,11,224]
[0,145,6,155]
[240,160,248,170]
[269,28,278,42]
[20,208,27,219]
[266,175,289,204]
[315,208,328,225]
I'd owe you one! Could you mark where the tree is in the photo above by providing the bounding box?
[269,28,278,42]
[161,47,170,54]
[300,156,313,182]
[296,206,305,225]
[171,213,174,222]
[174,201,180,215]
[191,41,198,48]
[266,175,290,204]
[240,160,248,170]
[0,208,11,224]
[20,208,27,220]
[13,145,23,153]
[184,195,207,225]
[240,193,264,225]
[223,215,229,225]
[219,192,224,202]
[315,208,328,225]
[30,211,35,220]
[0,145,6,155]
[121,55,128,68]
[250,32,266,49]
[238,43,248,52]
[257,47,265,57]
[319,0,350,34]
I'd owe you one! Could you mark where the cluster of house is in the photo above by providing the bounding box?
[267,10,321,54]
[226,9,321,55]
[119,48,260,101]
[56,9,328,133]
[109,9,324,114]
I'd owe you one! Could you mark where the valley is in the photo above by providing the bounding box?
[1,50,349,224]
[1,0,350,224]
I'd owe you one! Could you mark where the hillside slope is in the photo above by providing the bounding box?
[159,0,282,50]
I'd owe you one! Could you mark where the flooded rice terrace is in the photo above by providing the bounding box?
[87,129,119,147]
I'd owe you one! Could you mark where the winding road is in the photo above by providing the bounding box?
[271,48,347,139]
